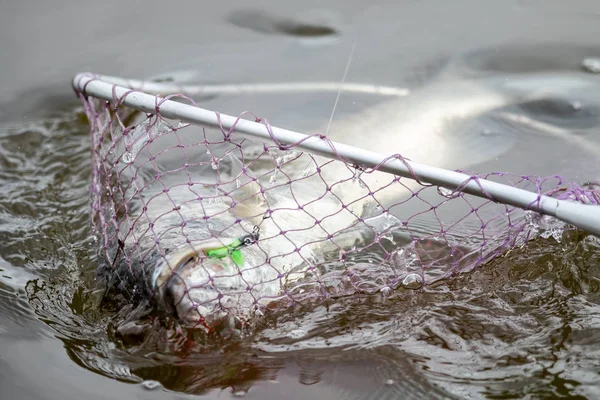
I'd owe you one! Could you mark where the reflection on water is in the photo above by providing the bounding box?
[227,8,342,38]
[2,33,600,399]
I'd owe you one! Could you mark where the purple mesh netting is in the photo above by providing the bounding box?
[78,85,599,332]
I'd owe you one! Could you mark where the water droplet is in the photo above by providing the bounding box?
[392,246,419,271]
[571,100,583,111]
[233,390,248,397]
[141,380,161,390]
[177,121,186,129]
[524,210,541,232]
[122,119,171,163]
[352,168,361,183]
[380,286,392,296]
[269,170,279,185]
[211,158,219,170]
[208,187,223,205]
[121,151,134,164]
[402,273,424,290]
[581,57,600,74]
[385,210,396,222]
[381,233,396,245]
[437,186,458,198]
[268,149,300,167]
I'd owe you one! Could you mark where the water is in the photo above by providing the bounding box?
[2,1,600,399]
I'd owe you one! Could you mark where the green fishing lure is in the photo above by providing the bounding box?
[204,231,259,268]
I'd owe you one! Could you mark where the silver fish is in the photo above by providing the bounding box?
[103,69,600,331]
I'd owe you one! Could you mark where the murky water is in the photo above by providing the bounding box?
[2,1,600,399]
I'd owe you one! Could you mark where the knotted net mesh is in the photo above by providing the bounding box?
[77,81,600,332]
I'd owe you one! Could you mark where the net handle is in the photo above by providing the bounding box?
[73,72,600,237]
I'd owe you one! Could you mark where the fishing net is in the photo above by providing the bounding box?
[76,75,600,332]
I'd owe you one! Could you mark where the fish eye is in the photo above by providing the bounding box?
[518,97,600,129]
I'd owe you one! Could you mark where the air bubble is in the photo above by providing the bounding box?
[211,158,219,170]
[235,178,241,188]
[121,151,134,164]
[177,121,186,129]
[233,389,248,397]
[402,273,424,290]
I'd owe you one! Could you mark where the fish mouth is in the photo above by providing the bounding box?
[152,238,243,331]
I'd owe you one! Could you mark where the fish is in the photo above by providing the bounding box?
[98,68,600,333]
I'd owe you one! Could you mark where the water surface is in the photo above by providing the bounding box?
[2,1,600,399]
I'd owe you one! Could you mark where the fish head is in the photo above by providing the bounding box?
[152,236,280,331]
